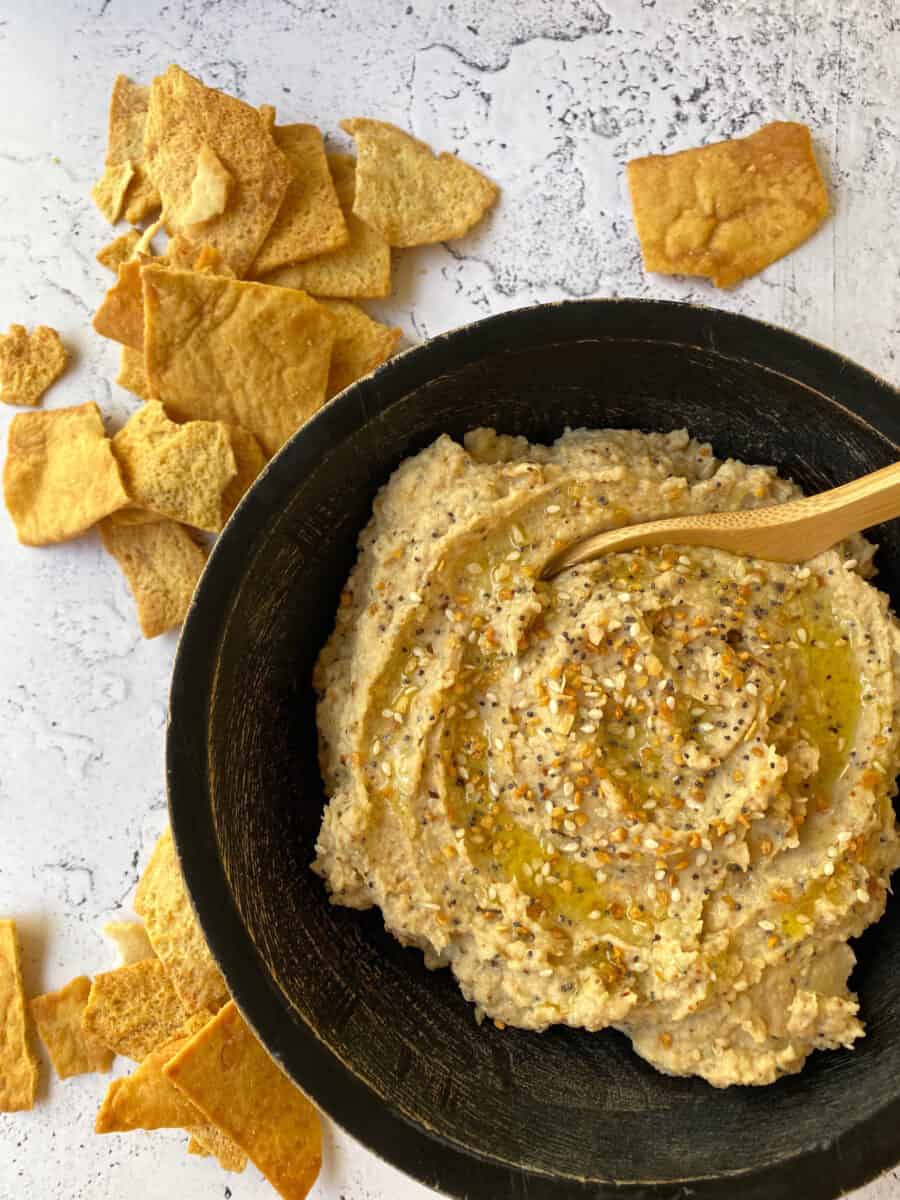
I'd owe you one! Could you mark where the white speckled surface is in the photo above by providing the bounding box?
[0,1,898,1197]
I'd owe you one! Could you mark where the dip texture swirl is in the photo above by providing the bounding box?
[314,428,900,1086]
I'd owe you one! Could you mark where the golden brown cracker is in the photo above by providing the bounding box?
[0,920,38,1111]
[142,265,335,456]
[116,345,155,400]
[103,920,155,966]
[95,1020,208,1132]
[144,65,291,276]
[221,423,267,520]
[627,121,830,287]
[92,160,136,225]
[188,1125,249,1172]
[93,257,146,350]
[250,124,348,277]
[262,153,390,298]
[105,75,161,224]
[111,401,237,533]
[30,976,114,1079]
[134,827,228,1013]
[81,958,190,1061]
[341,117,498,246]
[320,300,401,399]
[0,323,69,407]
[164,1001,322,1200]
[183,144,233,226]
[97,229,141,272]
[100,518,207,639]
[4,401,129,546]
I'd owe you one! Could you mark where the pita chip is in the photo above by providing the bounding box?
[103,74,161,224]
[164,1002,322,1200]
[321,300,400,398]
[100,518,207,638]
[93,257,147,350]
[97,228,141,272]
[30,975,114,1079]
[103,920,155,966]
[111,401,237,533]
[183,143,233,226]
[251,124,348,276]
[262,153,390,298]
[134,827,228,1013]
[4,402,129,546]
[341,117,498,246]
[81,958,190,1061]
[627,121,830,287]
[0,919,38,1111]
[117,345,155,400]
[144,65,291,276]
[221,423,267,521]
[142,265,335,456]
[0,323,68,407]
[92,160,136,224]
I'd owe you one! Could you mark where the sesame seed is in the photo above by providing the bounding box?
[823,861,835,876]
[408,591,423,603]
[546,504,561,515]
[580,722,597,734]
[512,666,523,683]
[857,888,870,903]
[758,920,775,931]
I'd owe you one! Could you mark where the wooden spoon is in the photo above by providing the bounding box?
[542,460,900,579]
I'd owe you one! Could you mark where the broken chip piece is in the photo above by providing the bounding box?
[320,300,401,399]
[164,1001,322,1200]
[340,117,498,247]
[96,229,142,273]
[0,323,69,407]
[93,257,147,350]
[4,401,129,546]
[261,153,391,298]
[81,958,191,1061]
[99,518,207,639]
[144,65,291,276]
[134,827,229,1013]
[250,124,348,277]
[626,120,830,287]
[183,144,233,226]
[30,976,114,1079]
[142,265,336,456]
[92,160,136,225]
[102,920,156,966]
[0,919,38,1112]
[111,401,237,533]
[116,345,154,400]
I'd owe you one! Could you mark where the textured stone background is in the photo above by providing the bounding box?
[0,1,897,1197]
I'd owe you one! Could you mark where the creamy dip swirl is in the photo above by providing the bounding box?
[314,428,900,1086]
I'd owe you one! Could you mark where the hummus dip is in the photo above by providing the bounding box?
[314,428,900,1086]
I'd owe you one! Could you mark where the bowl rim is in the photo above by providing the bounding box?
[167,297,900,1200]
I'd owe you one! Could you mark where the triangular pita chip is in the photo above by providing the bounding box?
[340,117,498,246]
[250,124,348,276]
[4,402,129,545]
[320,300,400,398]
[262,153,390,298]
[142,265,335,456]
[0,323,68,407]
[97,229,141,272]
[144,65,291,276]
[30,975,114,1079]
[100,518,207,639]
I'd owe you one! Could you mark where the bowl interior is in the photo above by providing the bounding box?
[169,301,900,1200]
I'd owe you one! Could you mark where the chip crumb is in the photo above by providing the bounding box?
[250,124,348,277]
[341,117,498,247]
[103,74,161,224]
[103,920,156,966]
[81,958,191,1062]
[111,401,237,533]
[100,518,207,639]
[134,827,229,1013]
[627,121,829,287]
[92,160,136,224]
[164,1001,322,1200]
[142,265,336,456]
[0,919,38,1111]
[183,143,233,226]
[262,153,391,298]
[97,229,142,272]
[0,323,69,407]
[4,401,129,546]
[144,65,291,276]
[320,300,401,399]
[30,975,114,1079]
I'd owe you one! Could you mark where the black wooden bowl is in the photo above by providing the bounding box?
[168,299,900,1200]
